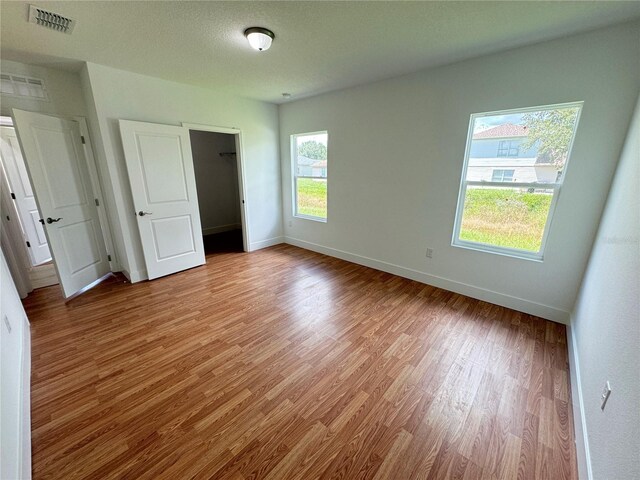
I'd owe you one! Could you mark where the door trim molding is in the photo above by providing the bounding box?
[182,122,251,252]
[74,116,119,272]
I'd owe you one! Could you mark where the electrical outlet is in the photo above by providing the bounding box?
[3,315,11,334]
[601,381,612,410]
[425,248,433,258]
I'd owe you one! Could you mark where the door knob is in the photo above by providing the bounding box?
[46,217,62,224]
[138,211,153,217]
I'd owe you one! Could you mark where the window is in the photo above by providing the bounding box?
[491,169,515,182]
[292,131,328,221]
[497,140,519,157]
[453,102,582,260]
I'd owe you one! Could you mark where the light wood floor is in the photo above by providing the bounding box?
[28,261,59,289]
[24,244,577,479]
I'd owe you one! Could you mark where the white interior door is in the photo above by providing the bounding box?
[13,109,110,298]
[0,126,51,266]
[119,120,205,280]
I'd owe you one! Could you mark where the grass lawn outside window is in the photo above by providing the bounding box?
[296,178,327,219]
[459,187,553,252]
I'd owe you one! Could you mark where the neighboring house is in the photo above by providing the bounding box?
[296,155,327,178]
[311,159,327,178]
[468,123,558,183]
[295,155,315,176]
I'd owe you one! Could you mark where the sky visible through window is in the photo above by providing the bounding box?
[474,113,524,133]
[296,133,328,149]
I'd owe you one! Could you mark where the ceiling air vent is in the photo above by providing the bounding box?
[28,5,75,34]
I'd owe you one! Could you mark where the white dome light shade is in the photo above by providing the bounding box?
[244,27,274,51]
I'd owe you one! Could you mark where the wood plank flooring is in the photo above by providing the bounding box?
[24,244,577,479]
[28,261,58,289]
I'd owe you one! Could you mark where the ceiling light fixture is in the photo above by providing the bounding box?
[244,27,275,52]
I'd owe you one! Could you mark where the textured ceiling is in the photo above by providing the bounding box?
[2,1,640,104]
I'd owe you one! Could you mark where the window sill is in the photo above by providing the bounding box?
[294,214,327,223]
[452,240,544,262]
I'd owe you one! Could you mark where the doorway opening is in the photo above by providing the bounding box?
[186,126,248,257]
[0,116,58,289]
[5,110,114,299]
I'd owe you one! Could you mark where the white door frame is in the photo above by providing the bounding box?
[0,165,33,296]
[73,116,118,271]
[182,123,250,252]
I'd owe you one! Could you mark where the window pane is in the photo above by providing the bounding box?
[294,132,328,219]
[296,177,327,218]
[468,105,580,184]
[459,186,554,252]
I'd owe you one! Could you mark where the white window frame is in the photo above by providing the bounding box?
[291,131,328,222]
[452,102,583,261]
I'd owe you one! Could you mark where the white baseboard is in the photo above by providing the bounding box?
[249,236,284,252]
[121,267,147,283]
[567,323,593,480]
[202,224,241,236]
[119,268,131,282]
[285,237,570,324]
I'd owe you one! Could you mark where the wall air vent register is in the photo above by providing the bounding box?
[0,74,48,101]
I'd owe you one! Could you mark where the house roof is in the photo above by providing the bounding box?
[473,123,528,139]
[297,155,317,166]
[311,160,327,168]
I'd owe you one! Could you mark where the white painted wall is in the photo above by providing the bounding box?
[190,131,241,235]
[0,248,32,480]
[569,93,639,480]
[80,62,282,282]
[0,59,87,117]
[279,21,640,322]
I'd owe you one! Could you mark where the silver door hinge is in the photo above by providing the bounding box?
[95,198,100,206]
[81,135,86,144]
[10,192,16,200]
[26,241,31,248]
[107,254,112,262]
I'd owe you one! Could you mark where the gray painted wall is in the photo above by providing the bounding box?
[278,21,640,322]
[571,93,639,480]
[0,59,87,118]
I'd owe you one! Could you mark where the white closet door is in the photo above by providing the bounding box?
[119,120,205,280]
[13,109,110,298]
